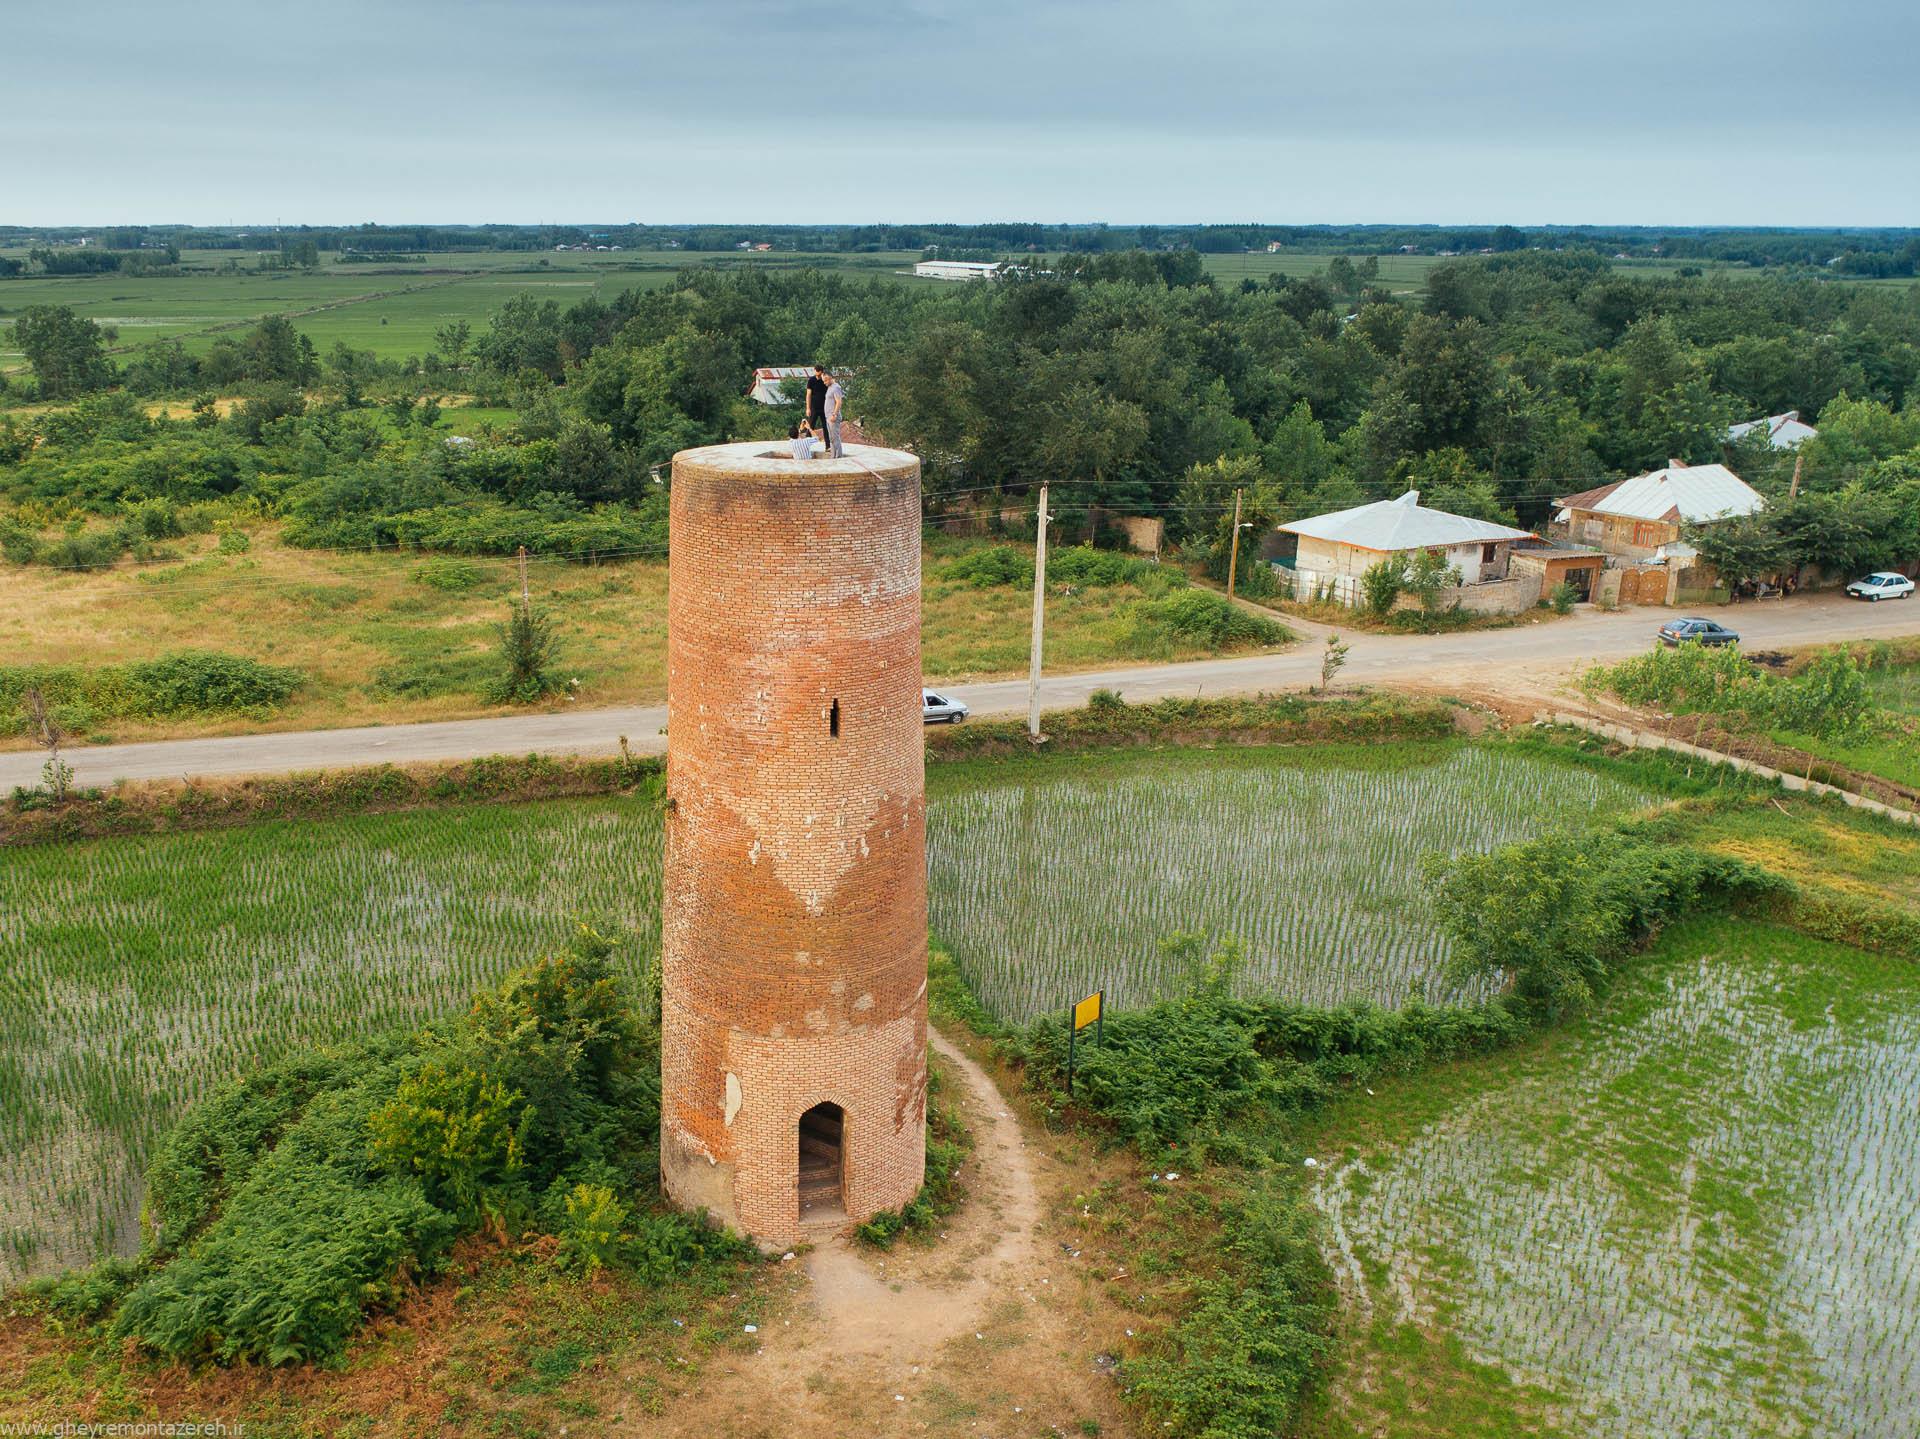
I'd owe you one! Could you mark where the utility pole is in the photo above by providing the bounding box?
[1027,484,1049,741]
[518,545,530,609]
[1788,451,1804,500]
[1226,488,1244,598]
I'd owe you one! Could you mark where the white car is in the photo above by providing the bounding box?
[922,688,969,724]
[1846,572,1916,601]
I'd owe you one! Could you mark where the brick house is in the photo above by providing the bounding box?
[1552,462,1764,564]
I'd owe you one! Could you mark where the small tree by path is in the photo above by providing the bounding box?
[22,686,73,802]
[1319,633,1350,693]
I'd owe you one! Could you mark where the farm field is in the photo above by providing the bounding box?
[0,249,936,370]
[0,529,1263,744]
[0,737,1642,1283]
[1306,916,1920,1439]
[927,740,1655,1019]
[4,246,1834,376]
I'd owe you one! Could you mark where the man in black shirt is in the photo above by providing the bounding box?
[804,364,830,438]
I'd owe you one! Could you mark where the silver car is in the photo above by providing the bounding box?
[1846,571,1916,601]
[922,688,970,724]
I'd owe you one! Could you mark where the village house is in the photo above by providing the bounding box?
[1274,490,1538,613]
[1727,410,1817,450]
[1551,461,1764,564]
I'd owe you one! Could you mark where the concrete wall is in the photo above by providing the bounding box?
[1115,515,1165,555]
[1392,572,1542,616]
[661,440,928,1250]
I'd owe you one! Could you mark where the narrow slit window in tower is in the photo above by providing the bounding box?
[798,1102,845,1221]
[828,698,840,737]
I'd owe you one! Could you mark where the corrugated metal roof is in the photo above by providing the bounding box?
[1277,491,1534,550]
[1728,411,1817,450]
[1580,463,1764,523]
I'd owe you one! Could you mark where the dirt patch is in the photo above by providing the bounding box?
[615,1029,1130,1438]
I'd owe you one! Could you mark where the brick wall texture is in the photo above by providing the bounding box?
[660,440,928,1249]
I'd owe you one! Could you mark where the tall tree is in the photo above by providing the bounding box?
[11,305,114,398]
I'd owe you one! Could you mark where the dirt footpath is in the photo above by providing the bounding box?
[622,1031,1131,1438]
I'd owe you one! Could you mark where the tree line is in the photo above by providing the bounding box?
[3,250,1918,580]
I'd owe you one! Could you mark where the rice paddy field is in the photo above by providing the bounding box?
[0,738,1634,1284]
[926,742,1655,1018]
[1308,917,1920,1439]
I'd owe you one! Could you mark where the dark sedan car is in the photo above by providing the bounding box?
[1658,617,1740,647]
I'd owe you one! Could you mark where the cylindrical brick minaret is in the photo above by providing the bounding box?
[660,439,927,1249]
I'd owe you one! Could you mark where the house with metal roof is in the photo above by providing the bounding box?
[1274,490,1537,610]
[1552,461,1764,565]
[1727,410,1817,450]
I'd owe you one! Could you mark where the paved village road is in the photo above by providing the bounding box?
[6,594,1917,791]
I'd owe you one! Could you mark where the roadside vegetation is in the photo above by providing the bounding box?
[1585,637,1920,799]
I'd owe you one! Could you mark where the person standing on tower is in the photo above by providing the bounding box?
[804,363,830,441]
[824,370,846,457]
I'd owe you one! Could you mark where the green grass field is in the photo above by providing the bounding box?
[0,530,1270,745]
[0,248,937,370]
[1304,917,1920,1439]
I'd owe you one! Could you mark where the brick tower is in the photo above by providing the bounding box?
[660,438,927,1249]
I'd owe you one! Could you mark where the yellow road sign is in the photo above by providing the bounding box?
[1073,992,1103,1031]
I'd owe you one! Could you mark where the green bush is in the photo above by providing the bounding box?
[556,1182,628,1276]
[1430,830,1784,1020]
[1360,557,1404,615]
[414,557,485,592]
[0,652,302,736]
[124,652,302,714]
[490,603,562,703]
[368,1062,529,1222]
[1590,642,1882,743]
[1125,590,1290,651]
[941,544,1031,588]
[1123,1187,1333,1439]
[72,927,677,1366]
[1549,580,1578,614]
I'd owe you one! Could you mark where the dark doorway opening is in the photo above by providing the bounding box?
[798,1102,845,1220]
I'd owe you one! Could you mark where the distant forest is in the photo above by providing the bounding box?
[4,222,1920,278]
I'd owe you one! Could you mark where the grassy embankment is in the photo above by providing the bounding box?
[0,531,1290,746]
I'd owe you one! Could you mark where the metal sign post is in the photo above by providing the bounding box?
[1066,989,1104,1097]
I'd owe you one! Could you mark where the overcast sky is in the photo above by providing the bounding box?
[9,0,1917,226]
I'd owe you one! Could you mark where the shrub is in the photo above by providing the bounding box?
[368,1062,529,1223]
[1360,557,1404,615]
[125,652,302,714]
[84,929,677,1366]
[414,557,485,592]
[1086,687,1127,714]
[490,602,562,703]
[1430,830,1783,1020]
[1125,590,1290,651]
[556,1182,628,1276]
[1549,580,1578,614]
[942,544,1031,588]
[1124,1186,1333,1439]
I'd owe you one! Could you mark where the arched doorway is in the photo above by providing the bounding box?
[798,1102,845,1221]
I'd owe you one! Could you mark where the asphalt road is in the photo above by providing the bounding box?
[7,594,1917,791]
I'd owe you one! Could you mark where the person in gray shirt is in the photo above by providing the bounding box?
[823,374,846,457]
